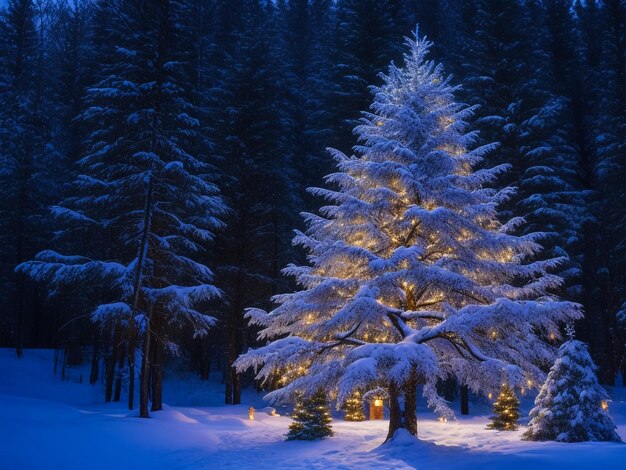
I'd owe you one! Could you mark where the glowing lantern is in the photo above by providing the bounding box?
[248,406,255,420]
[601,401,609,411]
[369,398,384,420]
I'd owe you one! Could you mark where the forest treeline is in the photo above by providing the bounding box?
[0,0,625,408]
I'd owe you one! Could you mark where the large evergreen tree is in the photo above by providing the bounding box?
[236,32,580,441]
[18,0,225,417]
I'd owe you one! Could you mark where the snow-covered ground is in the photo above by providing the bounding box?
[1,349,625,469]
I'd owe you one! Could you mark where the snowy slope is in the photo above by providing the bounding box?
[1,349,625,469]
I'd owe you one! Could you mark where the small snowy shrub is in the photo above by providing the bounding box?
[523,339,621,442]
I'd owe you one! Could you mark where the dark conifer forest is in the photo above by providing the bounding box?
[1,0,625,413]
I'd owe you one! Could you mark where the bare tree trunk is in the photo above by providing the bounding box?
[15,277,25,358]
[403,371,418,437]
[386,381,403,442]
[199,336,211,380]
[460,385,469,415]
[150,311,163,412]
[233,371,241,405]
[105,347,115,402]
[225,365,233,404]
[386,373,419,441]
[128,176,155,411]
[128,334,136,411]
[139,306,153,418]
[114,341,125,402]
[89,327,100,385]
[225,302,241,404]
[15,172,28,359]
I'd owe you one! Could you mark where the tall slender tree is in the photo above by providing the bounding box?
[18,0,225,417]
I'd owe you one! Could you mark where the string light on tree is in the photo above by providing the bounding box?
[343,391,366,421]
[487,383,520,431]
[286,389,334,440]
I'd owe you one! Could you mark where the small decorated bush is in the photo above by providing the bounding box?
[487,383,520,431]
[286,389,334,440]
[343,391,366,421]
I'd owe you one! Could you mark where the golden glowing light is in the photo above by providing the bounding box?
[601,401,609,411]
[248,406,255,420]
[374,399,383,407]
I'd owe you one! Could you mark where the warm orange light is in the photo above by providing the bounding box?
[374,399,383,407]
[601,401,609,411]
[248,406,255,420]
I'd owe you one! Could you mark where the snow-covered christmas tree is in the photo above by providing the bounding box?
[523,330,621,442]
[235,30,581,441]
[286,389,334,440]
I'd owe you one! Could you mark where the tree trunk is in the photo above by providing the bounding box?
[402,371,418,437]
[225,365,233,405]
[15,276,25,358]
[128,334,136,411]
[89,328,100,385]
[386,381,403,441]
[128,175,155,411]
[150,311,163,412]
[233,370,241,405]
[199,337,211,380]
[460,385,469,415]
[114,342,125,402]
[104,331,115,402]
[139,306,153,418]
[225,304,241,404]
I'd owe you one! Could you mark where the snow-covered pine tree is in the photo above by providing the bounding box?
[206,0,302,405]
[487,383,520,431]
[17,0,225,418]
[523,335,621,442]
[0,0,60,358]
[235,31,581,441]
[286,388,334,440]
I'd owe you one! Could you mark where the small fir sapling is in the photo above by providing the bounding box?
[342,391,366,421]
[487,383,521,431]
[286,389,334,440]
